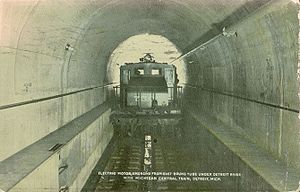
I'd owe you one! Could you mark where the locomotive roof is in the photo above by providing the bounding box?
[123,62,170,66]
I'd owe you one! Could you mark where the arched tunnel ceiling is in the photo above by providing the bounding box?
[1,0,292,106]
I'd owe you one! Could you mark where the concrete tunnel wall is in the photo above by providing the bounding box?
[183,1,300,168]
[0,0,299,191]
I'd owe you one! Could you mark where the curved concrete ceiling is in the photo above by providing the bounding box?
[1,0,289,105]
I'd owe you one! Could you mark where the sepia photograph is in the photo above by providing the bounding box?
[0,0,300,191]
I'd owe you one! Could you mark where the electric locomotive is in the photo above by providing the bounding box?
[117,53,181,114]
[111,54,182,137]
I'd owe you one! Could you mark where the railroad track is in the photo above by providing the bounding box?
[95,137,144,191]
[93,133,183,192]
[89,115,222,192]
[84,118,265,192]
[89,131,223,192]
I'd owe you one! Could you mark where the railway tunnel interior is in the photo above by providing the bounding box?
[0,0,300,191]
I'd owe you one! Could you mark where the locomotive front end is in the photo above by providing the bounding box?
[118,54,180,114]
[111,54,182,137]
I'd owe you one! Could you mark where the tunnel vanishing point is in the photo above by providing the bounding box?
[0,0,300,191]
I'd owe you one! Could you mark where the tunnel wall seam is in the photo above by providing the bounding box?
[0,83,115,111]
[185,84,299,113]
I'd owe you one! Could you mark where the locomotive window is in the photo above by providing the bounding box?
[151,69,161,75]
[135,68,144,75]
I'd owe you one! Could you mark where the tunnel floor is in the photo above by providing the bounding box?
[82,117,275,192]
[84,136,223,191]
